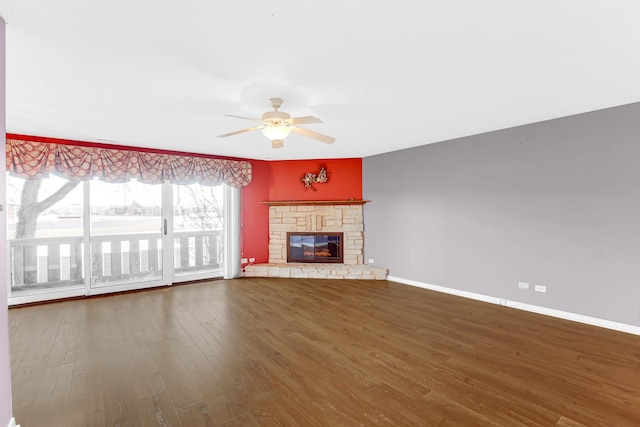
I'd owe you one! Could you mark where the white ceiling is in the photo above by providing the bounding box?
[1,1,639,161]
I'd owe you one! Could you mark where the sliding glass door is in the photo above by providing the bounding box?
[88,179,164,293]
[6,175,231,304]
[6,175,85,300]
[171,182,224,282]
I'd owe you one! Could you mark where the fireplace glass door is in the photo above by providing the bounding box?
[287,232,343,263]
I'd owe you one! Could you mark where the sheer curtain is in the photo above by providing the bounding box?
[223,185,241,279]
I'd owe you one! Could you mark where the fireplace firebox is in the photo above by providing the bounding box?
[287,232,343,263]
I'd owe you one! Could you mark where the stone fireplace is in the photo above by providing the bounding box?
[267,202,364,264]
[243,200,387,280]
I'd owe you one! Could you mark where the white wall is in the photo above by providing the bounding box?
[0,16,14,425]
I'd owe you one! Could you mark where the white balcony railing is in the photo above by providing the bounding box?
[10,236,84,291]
[9,230,223,293]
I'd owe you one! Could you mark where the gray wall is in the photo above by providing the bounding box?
[363,102,640,326]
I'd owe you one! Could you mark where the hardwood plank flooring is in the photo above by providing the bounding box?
[9,278,640,426]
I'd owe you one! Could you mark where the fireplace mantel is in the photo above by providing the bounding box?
[262,199,370,206]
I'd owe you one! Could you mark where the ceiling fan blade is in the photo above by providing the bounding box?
[223,114,261,121]
[292,127,335,144]
[218,126,263,138]
[286,116,323,125]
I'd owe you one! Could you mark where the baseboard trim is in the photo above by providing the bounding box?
[387,275,640,336]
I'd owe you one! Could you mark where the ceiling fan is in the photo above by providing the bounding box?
[218,98,335,149]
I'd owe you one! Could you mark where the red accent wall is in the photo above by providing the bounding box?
[240,160,270,262]
[239,158,363,263]
[268,158,362,201]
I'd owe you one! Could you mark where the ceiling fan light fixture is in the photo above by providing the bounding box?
[220,98,334,149]
[261,123,292,141]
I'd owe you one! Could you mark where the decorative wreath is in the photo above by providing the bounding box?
[301,166,328,191]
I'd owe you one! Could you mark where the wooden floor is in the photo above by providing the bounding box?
[9,278,640,426]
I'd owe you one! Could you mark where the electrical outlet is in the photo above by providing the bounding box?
[534,285,547,293]
[368,258,374,264]
[249,257,255,263]
[518,281,530,290]
[241,258,248,264]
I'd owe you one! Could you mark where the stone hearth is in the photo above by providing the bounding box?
[243,263,387,280]
[243,200,387,280]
